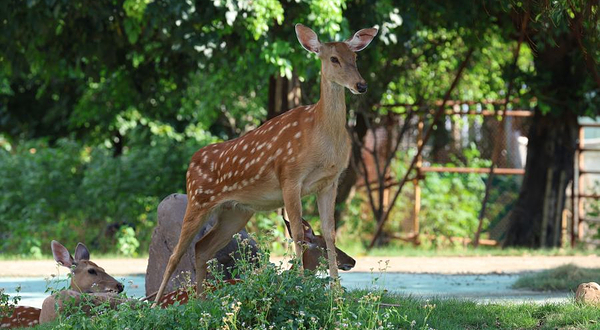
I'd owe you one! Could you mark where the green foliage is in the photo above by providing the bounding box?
[513,264,600,292]
[0,286,21,320]
[39,243,407,329]
[116,226,140,257]
[0,128,212,256]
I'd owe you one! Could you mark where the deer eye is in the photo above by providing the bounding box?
[330,57,340,64]
[88,269,97,275]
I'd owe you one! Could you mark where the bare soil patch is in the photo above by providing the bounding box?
[1,255,599,277]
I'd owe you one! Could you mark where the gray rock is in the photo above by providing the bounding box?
[145,193,259,296]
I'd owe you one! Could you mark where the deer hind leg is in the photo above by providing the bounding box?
[153,206,210,307]
[317,183,339,279]
[282,184,304,270]
[194,206,254,296]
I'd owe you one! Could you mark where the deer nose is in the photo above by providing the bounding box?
[116,283,124,293]
[356,82,368,93]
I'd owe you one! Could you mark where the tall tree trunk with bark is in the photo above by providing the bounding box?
[504,109,578,247]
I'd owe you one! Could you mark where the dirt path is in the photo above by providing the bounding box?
[1,255,599,277]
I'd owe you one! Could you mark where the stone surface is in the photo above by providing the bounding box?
[145,193,259,296]
[575,282,600,305]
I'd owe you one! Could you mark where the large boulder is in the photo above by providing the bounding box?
[575,282,600,305]
[145,193,259,296]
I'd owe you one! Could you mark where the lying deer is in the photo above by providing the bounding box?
[0,241,125,328]
[151,217,356,307]
[154,23,377,304]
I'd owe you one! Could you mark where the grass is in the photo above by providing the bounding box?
[21,240,600,330]
[31,289,600,330]
[513,264,600,292]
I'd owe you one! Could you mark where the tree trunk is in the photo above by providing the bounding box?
[503,109,577,247]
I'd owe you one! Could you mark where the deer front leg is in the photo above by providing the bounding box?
[282,184,304,269]
[317,182,339,279]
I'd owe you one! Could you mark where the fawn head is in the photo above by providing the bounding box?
[295,24,378,94]
[284,218,356,271]
[51,240,124,294]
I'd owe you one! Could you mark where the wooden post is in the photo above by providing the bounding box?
[540,168,553,247]
[572,126,578,247]
[577,126,586,241]
[413,115,424,243]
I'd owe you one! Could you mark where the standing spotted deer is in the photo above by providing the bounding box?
[153,24,377,305]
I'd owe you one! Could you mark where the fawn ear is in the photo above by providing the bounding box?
[301,219,316,241]
[51,240,74,268]
[74,243,90,261]
[295,24,321,54]
[345,27,378,52]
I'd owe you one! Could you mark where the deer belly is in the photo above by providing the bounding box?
[233,179,284,211]
[301,168,341,195]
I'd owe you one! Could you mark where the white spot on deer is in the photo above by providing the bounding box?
[223,185,229,192]
[233,155,238,163]
[275,149,283,156]
[290,156,296,162]
[225,157,230,163]
[210,196,215,201]
[240,157,246,164]
[234,170,239,176]
[267,143,273,150]
[212,149,218,154]
[210,162,215,171]
[245,163,250,170]
[243,144,248,151]
[292,121,298,127]
[288,149,293,155]
[220,151,225,158]
[194,202,200,206]
[186,170,191,178]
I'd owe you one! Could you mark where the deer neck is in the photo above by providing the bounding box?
[315,73,347,138]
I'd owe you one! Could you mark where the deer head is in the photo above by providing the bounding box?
[283,218,356,271]
[51,240,124,294]
[295,24,378,94]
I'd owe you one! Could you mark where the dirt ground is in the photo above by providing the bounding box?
[1,255,599,277]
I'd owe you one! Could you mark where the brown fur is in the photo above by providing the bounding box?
[153,24,377,305]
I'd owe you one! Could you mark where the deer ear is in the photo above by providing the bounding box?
[301,219,316,241]
[295,24,321,54]
[345,27,378,52]
[51,240,74,268]
[74,243,90,261]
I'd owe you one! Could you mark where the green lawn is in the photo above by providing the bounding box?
[513,264,600,292]
[24,253,600,330]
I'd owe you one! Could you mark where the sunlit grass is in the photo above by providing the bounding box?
[513,264,600,292]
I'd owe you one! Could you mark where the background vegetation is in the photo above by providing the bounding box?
[1,0,598,256]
